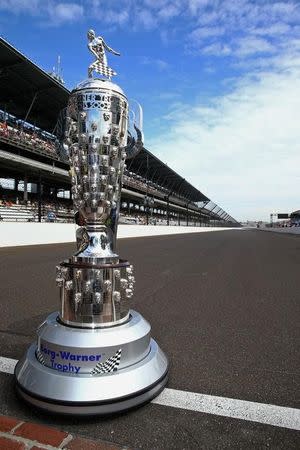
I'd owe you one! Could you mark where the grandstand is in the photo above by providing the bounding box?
[0,37,239,226]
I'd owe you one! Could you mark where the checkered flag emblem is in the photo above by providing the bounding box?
[91,349,122,375]
[36,349,46,366]
[92,62,116,78]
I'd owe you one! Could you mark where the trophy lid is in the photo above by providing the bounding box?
[74,78,125,96]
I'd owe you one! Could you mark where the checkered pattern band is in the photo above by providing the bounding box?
[91,349,122,375]
[36,349,46,366]
[93,62,116,78]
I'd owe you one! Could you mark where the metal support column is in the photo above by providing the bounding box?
[37,174,42,223]
[24,92,38,123]
[186,204,189,227]
[23,175,28,202]
[166,197,170,226]
[14,178,19,201]
[219,212,225,226]
[210,205,219,227]
[146,203,149,225]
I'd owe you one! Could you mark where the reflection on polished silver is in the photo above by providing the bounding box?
[57,260,132,328]
[57,75,139,327]
[87,29,120,79]
[15,30,168,415]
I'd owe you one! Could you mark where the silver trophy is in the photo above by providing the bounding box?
[15,30,168,415]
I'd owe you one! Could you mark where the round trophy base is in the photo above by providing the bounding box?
[14,311,168,416]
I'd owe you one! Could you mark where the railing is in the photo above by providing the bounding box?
[123,176,196,207]
[0,204,232,227]
[0,126,58,161]
[0,124,236,225]
[0,204,74,223]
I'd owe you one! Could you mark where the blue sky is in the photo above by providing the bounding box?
[1,0,300,221]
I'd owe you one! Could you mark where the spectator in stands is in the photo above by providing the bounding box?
[47,211,56,223]
[0,120,8,137]
[0,112,56,156]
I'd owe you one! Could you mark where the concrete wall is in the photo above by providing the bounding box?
[259,227,300,235]
[0,223,238,248]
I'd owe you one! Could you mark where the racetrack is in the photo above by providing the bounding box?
[0,230,299,448]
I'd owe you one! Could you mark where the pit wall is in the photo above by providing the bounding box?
[259,227,300,235]
[0,223,239,248]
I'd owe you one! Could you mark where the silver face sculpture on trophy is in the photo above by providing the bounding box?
[15,30,168,415]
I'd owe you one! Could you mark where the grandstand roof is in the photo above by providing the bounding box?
[0,37,69,133]
[0,37,209,203]
[0,37,230,210]
[127,147,209,203]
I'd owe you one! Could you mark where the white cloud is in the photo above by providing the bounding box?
[234,37,276,57]
[187,0,211,16]
[157,2,182,20]
[196,10,220,26]
[250,23,291,36]
[270,2,298,16]
[0,0,40,14]
[141,56,170,71]
[49,3,84,24]
[0,0,84,25]
[189,26,225,41]
[143,0,170,8]
[135,8,157,30]
[2,0,300,49]
[147,55,300,221]
[103,9,129,26]
[201,43,231,56]
[186,0,300,63]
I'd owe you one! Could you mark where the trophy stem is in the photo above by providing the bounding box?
[75,224,118,261]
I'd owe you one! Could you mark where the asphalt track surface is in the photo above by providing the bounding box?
[0,229,299,449]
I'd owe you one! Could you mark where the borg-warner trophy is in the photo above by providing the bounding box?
[15,30,168,415]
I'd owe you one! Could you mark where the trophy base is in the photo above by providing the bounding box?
[14,310,168,416]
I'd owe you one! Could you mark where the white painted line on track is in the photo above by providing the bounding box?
[1,356,299,431]
[0,356,17,374]
[153,388,300,431]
